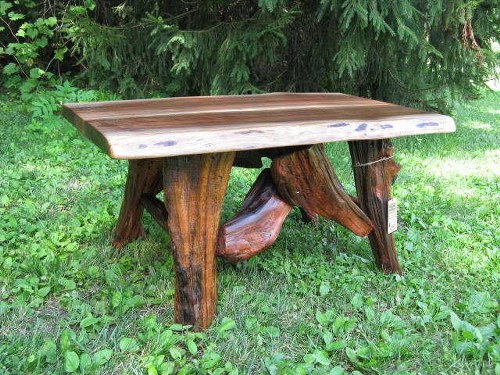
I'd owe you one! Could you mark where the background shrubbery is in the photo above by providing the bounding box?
[1,0,499,113]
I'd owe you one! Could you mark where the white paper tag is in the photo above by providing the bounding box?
[387,199,398,234]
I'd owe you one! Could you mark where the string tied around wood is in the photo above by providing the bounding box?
[352,155,394,168]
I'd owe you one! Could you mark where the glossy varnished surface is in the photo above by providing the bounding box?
[62,93,456,159]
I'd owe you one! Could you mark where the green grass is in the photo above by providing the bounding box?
[0,91,499,375]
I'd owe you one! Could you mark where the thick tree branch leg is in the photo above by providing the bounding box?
[163,152,235,330]
[217,169,293,263]
[348,139,402,274]
[141,194,168,231]
[113,159,163,248]
[270,144,373,236]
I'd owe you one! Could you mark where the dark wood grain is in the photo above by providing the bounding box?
[348,139,402,274]
[112,159,163,248]
[61,93,456,159]
[163,152,235,330]
[217,169,292,263]
[141,193,168,231]
[270,145,374,237]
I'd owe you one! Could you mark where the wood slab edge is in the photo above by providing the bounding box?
[108,115,456,160]
[61,104,113,157]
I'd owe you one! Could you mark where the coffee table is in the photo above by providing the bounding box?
[62,93,455,330]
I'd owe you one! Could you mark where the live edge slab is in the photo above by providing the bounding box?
[62,93,455,330]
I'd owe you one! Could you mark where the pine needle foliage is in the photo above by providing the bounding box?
[2,0,499,111]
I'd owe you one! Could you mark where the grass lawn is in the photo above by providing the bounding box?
[0,91,498,374]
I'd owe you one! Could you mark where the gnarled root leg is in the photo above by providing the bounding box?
[217,169,292,263]
[164,152,235,330]
[348,139,402,274]
[113,159,163,248]
[270,144,373,236]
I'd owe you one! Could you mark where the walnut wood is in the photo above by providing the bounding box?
[348,139,402,274]
[217,169,292,263]
[270,145,373,237]
[141,193,168,231]
[113,159,163,248]
[163,152,235,330]
[61,93,455,160]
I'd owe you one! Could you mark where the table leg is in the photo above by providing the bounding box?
[270,144,373,236]
[163,152,235,330]
[113,159,163,248]
[348,139,402,274]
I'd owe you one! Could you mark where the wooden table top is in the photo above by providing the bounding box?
[62,93,455,159]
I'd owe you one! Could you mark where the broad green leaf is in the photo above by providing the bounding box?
[69,5,87,15]
[217,318,236,333]
[93,349,113,366]
[3,63,19,75]
[0,1,13,15]
[245,316,258,331]
[345,347,357,362]
[60,329,76,353]
[119,337,140,353]
[8,11,24,20]
[34,36,48,48]
[147,363,158,375]
[26,26,38,39]
[126,295,146,307]
[40,339,57,364]
[45,16,57,26]
[169,346,183,360]
[54,47,67,61]
[323,330,333,345]
[111,291,122,308]
[454,341,475,356]
[169,323,184,331]
[142,314,158,330]
[351,293,363,309]
[59,278,76,290]
[159,362,175,375]
[266,326,280,338]
[450,312,462,331]
[303,353,315,364]
[186,339,197,355]
[313,350,330,366]
[201,352,221,369]
[319,282,330,296]
[85,0,96,11]
[80,315,99,328]
[64,351,79,373]
[364,306,375,321]
[316,311,331,326]
[79,353,91,371]
[326,340,347,352]
[37,286,51,297]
